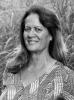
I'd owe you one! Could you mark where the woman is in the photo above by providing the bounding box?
[1,5,74,100]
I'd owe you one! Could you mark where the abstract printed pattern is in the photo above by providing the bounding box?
[1,62,74,100]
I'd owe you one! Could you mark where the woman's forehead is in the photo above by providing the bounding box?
[25,13,43,27]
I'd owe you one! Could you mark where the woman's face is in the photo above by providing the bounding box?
[23,13,51,52]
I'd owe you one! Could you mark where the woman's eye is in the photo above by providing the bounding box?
[24,27,31,32]
[35,27,42,32]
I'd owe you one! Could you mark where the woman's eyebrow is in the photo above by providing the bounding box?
[34,26,43,28]
[25,25,43,29]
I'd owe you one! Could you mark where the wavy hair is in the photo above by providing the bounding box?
[6,5,68,74]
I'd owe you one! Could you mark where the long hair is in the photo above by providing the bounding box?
[6,5,68,74]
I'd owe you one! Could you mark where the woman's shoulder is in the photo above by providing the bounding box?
[3,70,14,86]
[38,62,74,99]
[53,61,73,74]
[45,61,74,82]
[3,68,23,90]
[1,73,23,100]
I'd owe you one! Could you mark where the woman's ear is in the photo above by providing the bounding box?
[50,36,52,41]
[49,34,52,41]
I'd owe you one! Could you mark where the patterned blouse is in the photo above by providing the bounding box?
[1,61,74,100]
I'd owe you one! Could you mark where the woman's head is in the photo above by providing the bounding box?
[20,6,59,51]
[23,13,51,53]
[6,5,67,74]
[20,5,67,63]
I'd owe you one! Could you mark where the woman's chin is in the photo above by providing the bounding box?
[26,45,40,52]
[27,47,38,52]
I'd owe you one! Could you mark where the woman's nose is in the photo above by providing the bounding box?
[28,28,35,37]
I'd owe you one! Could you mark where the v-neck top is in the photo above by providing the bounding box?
[2,61,74,100]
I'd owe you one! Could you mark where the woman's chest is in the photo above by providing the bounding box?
[14,73,57,100]
[13,65,70,100]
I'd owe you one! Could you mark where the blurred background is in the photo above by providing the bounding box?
[0,0,74,95]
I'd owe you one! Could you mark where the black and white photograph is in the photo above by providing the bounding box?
[0,0,74,100]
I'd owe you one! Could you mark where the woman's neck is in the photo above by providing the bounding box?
[28,49,55,72]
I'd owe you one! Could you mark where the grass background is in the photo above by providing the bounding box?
[0,0,74,94]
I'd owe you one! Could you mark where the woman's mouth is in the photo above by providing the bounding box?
[27,40,38,45]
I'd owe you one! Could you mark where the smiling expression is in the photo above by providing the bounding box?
[23,13,51,52]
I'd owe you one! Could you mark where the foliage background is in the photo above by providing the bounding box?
[0,0,74,94]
